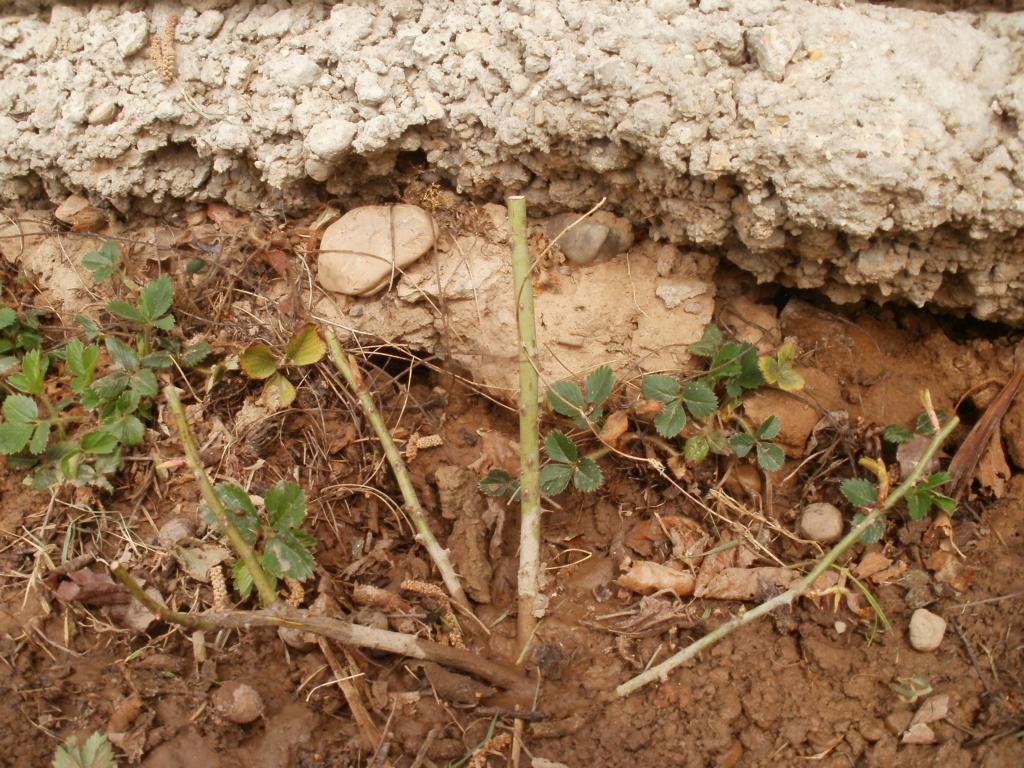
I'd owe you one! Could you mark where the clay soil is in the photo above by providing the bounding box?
[0,208,1023,768]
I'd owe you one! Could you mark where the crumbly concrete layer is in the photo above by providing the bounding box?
[2,2,1024,321]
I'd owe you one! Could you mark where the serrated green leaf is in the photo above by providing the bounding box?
[232,559,254,601]
[729,432,755,457]
[736,346,765,390]
[544,430,578,464]
[52,731,116,768]
[682,381,717,418]
[129,369,158,398]
[684,434,710,463]
[540,463,573,496]
[919,471,951,490]
[179,342,213,367]
[138,275,174,321]
[106,336,138,370]
[0,307,16,329]
[75,314,100,340]
[59,449,83,481]
[8,348,47,395]
[756,442,785,472]
[15,330,42,351]
[263,530,316,581]
[479,469,519,498]
[905,488,930,520]
[240,343,279,380]
[841,478,878,508]
[284,324,326,366]
[81,241,120,283]
[0,422,33,454]
[776,340,797,365]
[584,366,615,407]
[641,374,681,403]
[548,380,586,420]
[706,430,729,455]
[91,372,129,401]
[653,399,687,437]
[688,324,722,358]
[108,415,144,446]
[710,341,746,379]
[66,339,100,392]
[3,394,37,423]
[932,494,956,514]
[140,351,174,369]
[573,457,603,492]
[883,425,912,445]
[265,481,306,530]
[28,422,50,455]
[853,513,886,545]
[150,314,175,331]
[761,348,805,391]
[106,300,143,323]
[81,430,118,454]
[213,483,259,543]
[756,415,782,440]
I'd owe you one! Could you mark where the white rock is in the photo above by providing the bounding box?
[115,12,149,58]
[799,502,843,543]
[655,279,707,310]
[87,101,117,125]
[195,11,225,39]
[909,608,946,652]
[257,10,292,39]
[305,119,358,160]
[318,204,436,296]
[355,72,387,105]
[746,26,800,82]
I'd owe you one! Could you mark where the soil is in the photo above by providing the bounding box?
[1,207,1023,768]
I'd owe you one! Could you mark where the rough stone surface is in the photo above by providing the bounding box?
[317,204,436,296]
[546,211,634,265]
[908,608,947,652]
[1,3,1024,321]
[798,503,843,544]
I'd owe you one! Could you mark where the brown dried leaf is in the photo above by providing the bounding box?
[925,550,973,592]
[599,409,630,446]
[634,399,664,418]
[910,694,950,727]
[46,567,128,606]
[694,566,798,601]
[855,551,893,580]
[975,426,1010,497]
[617,559,695,597]
[901,723,935,745]
[206,202,248,227]
[466,429,519,474]
[260,248,289,277]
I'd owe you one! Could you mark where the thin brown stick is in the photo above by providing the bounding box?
[319,638,381,746]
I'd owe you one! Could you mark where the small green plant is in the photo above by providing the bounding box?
[883,409,953,445]
[727,414,785,472]
[547,365,615,428]
[52,732,116,768]
[240,324,326,407]
[538,430,603,495]
[204,480,316,600]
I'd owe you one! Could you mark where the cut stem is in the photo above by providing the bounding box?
[616,414,959,698]
[163,384,278,606]
[507,195,542,657]
[324,332,471,614]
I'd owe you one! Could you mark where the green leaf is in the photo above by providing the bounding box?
[709,341,746,379]
[479,469,519,498]
[682,381,717,418]
[841,478,878,508]
[232,559,254,601]
[853,513,886,545]
[66,339,100,392]
[140,352,174,369]
[240,343,279,380]
[706,430,729,455]
[756,415,782,440]
[213,483,259,543]
[883,425,913,445]
[263,530,316,582]
[75,314,101,340]
[759,349,805,392]
[129,369,159,398]
[8,348,47,395]
[688,324,722,358]
[0,356,16,375]
[81,430,119,454]
[539,463,573,496]
[59,449,83,481]
[684,434,710,463]
[544,430,578,464]
[81,240,121,283]
[106,300,144,323]
[150,314,176,331]
[28,422,50,455]
[138,275,174,321]
[265,481,306,530]
[261,372,296,409]
[0,422,33,454]
[728,432,755,458]
[584,366,615,407]
[653,399,687,437]
[52,731,116,768]
[548,380,586,420]
[0,307,16,329]
[283,324,326,366]
[186,257,207,274]
[756,442,785,472]
[179,342,213,367]
[106,336,139,370]
[915,410,949,436]
[905,488,930,521]
[3,394,38,423]
[735,346,765,390]
[91,372,129,401]
[641,374,681,403]
[108,415,144,445]
[919,471,951,490]
[573,457,603,492]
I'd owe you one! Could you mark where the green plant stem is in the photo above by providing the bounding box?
[616,415,959,698]
[507,195,542,657]
[324,332,471,614]
[111,565,525,692]
[162,384,278,607]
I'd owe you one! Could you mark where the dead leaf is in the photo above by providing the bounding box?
[901,722,935,745]
[467,429,519,474]
[910,693,950,727]
[694,567,798,601]
[174,545,230,583]
[925,550,974,592]
[617,559,695,597]
[897,435,939,479]
[634,399,664,418]
[206,202,248,228]
[259,248,289,277]
[45,567,128,606]
[975,426,1010,497]
[599,410,630,446]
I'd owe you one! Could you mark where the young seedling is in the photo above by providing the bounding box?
[51,731,115,768]
[758,340,805,392]
[641,373,718,438]
[203,480,316,600]
[538,430,603,495]
[728,414,786,472]
[548,365,615,428]
[240,324,326,407]
[687,324,764,401]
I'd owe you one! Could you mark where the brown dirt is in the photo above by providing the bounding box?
[0,208,1023,767]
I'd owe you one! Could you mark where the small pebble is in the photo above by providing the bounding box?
[908,608,946,652]
[798,502,843,543]
[158,517,195,547]
[212,681,264,724]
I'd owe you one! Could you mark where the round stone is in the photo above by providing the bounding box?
[908,608,946,652]
[305,118,357,161]
[212,681,264,724]
[317,204,436,296]
[798,502,843,543]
